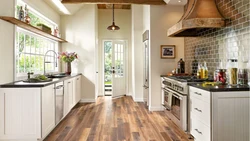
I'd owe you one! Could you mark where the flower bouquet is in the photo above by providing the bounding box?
[58,52,78,75]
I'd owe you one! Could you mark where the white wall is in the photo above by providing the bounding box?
[98,9,132,96]
[131,5,144,101]
[149,5,184,111]
[0,0,15,84]
[61,4,98,101]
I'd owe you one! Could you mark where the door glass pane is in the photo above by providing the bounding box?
[104,41,112,85]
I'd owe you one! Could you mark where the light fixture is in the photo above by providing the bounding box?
[178,0,182,3]
[107,4,120,31]
[52,0,70,15]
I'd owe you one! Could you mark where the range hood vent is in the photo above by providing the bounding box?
[167,0,225,37]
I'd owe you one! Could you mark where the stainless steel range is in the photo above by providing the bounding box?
[161,76,211,132]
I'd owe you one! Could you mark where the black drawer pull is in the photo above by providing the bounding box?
[195,129,202,134]
[194,108,202,113]
[194,92,202,96]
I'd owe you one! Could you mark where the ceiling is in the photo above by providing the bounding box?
[61,0,166,5]
[44,0,186,15]
[44,0,84,15]
[97,4,131,9]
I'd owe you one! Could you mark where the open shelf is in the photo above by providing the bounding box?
[0,16,67,43]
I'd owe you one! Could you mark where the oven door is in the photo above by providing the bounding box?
[162,88,172,110]
[170,91,187,131]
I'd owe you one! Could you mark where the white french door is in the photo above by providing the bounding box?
[112,41,126,97]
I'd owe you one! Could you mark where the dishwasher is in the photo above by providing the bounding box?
[54,82,64,125]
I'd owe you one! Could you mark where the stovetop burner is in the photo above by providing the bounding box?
[168,76,213,83]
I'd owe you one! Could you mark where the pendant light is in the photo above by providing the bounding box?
[107,4,120,31]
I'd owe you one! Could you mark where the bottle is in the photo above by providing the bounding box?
[18,6,24,21]
[178,58,185,73]
[24,5,31,24]
[203,61,208,79]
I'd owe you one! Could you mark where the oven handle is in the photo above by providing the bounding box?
[172,93,182,100]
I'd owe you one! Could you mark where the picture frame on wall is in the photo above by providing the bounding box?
[161,45,175,59]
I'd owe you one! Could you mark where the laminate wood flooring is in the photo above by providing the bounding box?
[44,96,193,141]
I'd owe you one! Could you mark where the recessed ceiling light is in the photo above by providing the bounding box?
[52,0,70,15]
[178,0,182,2]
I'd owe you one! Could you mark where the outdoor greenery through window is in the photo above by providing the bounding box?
[104,41,112,85]
[15,1,58,78]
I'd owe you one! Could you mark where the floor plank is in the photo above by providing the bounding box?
[44,96,193,141]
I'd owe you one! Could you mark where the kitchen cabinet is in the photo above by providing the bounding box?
[41,85,55,138]
[189,86,250,141]
[64,78,74,116]
[0,74,82,141]
[74,75,82,104]
[0,88,42,140]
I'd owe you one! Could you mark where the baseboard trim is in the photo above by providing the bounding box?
[149,106,164,111]
[133,98,144,102]
[80,99,96,103]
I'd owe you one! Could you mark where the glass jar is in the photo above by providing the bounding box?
[238,69,248,85]
[214,69,227,84]
[227,59,238,85]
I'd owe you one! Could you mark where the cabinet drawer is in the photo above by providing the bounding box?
[190,96,210,127]
[189,86,210,103]
[190,116,211,141]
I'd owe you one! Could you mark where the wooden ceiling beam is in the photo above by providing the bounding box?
[61,0,166,5]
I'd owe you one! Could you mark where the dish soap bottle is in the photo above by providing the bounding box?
[197,62,201,79]
[203,61,208,79]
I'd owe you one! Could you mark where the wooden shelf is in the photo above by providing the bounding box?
[0,16,67,43]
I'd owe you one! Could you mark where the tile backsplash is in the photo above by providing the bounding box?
[184,0,250,77]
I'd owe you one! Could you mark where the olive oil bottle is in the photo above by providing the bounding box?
[203,61,208,79]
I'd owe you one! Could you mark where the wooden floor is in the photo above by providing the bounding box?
[45,96,193,141]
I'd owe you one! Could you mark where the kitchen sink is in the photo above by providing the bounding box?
[46,73,67,78]
[23,78,53,83]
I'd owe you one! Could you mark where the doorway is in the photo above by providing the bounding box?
[103,40,126,97]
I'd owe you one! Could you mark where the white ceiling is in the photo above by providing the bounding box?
[44,0,84,15]
[44,0,187,15]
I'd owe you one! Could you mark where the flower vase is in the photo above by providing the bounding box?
[65,62,71,75]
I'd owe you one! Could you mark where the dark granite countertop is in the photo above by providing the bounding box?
[189,83,250,92]
[0,73,82,88]
[160,75,168,77]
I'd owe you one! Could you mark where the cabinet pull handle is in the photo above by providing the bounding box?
[194,108,202,113]
[77,78,79,80]
[68,82,71,84]
[194,92,202,96]
[195,129,202,134]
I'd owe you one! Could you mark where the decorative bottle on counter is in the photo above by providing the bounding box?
[178,58,185,73]
[203,61,208,79]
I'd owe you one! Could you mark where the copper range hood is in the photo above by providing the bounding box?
[167,0,225,37]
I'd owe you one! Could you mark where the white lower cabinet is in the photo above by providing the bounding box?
[189,86,250,141]
[41,85,55,138]
[74,75,82,104]
[0,75,82,141]
[0,88,42,140]
[64,78,74,116]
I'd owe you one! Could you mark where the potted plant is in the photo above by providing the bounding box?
[58,52,78,75]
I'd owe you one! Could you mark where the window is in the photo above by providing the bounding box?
[15,1,59,78]
[15,28,58,77]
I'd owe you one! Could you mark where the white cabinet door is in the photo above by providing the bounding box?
[41,85,55,138]
[74,76,82,104]
[0,88,41,140]
[64,78,74,116]
[0,91,4,136]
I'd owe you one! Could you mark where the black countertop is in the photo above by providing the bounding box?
[0,73,82,88]
[189,83,250,92]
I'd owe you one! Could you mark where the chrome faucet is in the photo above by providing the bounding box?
[44,50,58,75]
